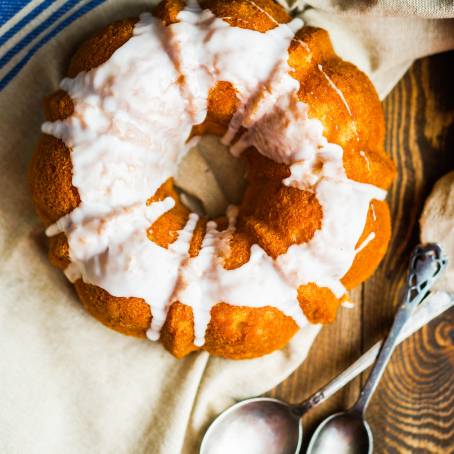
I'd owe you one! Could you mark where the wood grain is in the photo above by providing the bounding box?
[269,52,454,453]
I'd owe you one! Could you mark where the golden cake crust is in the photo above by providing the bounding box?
[29,0,395,359]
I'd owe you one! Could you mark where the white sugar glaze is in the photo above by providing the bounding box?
[43,1,386,346]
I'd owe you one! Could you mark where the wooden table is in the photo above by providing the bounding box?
[269,52,454,453]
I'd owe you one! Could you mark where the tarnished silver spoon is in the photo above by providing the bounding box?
[307,243,447,454]
[200,244,448,454]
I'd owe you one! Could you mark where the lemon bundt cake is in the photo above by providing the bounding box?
[29,0,395,359]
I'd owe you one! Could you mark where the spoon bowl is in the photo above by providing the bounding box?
[200,397,301,454]
[307,412,372,454]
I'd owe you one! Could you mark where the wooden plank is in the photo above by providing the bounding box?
[269,52,454,453]
[364,53,454,453]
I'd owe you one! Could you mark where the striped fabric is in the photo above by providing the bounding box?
[0,0,107,91]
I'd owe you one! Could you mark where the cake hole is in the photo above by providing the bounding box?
[175,135,247,219]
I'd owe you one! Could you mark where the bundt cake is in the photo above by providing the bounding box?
[29,0,395,359]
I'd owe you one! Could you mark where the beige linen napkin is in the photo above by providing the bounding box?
[0,1,453,453]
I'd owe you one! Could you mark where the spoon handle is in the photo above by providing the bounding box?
[351,243,446,415]
[291,245,449,418]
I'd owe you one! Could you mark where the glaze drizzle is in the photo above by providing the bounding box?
[43,2,385,346]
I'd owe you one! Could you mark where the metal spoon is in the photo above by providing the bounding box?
[307,243,447,454]
[199,244,448,454]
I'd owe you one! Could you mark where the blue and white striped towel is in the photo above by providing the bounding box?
[0,0,114,90]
